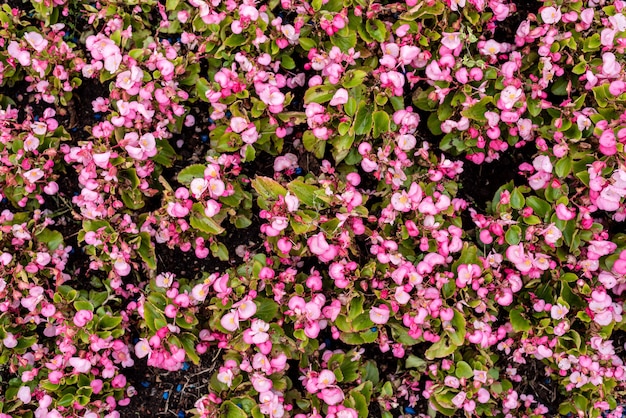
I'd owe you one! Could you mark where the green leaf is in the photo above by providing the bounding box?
[351,313,374,332]
[510,188,525,210]
[299,37,316,50]
[190,203,225,235]
[177,164,207,184]
[331,27,357,51]
[509,308,531,332]
[74,300,94,312]
[460,97,492,122]
[304,84,336,104]
[340,358,360,382]
[372,111,390,138]
[251,176,287,200]
[455,361,474,379]
[425,336,456,360]
[354,102,373,136]
[178,332,201,364]
[342,70,368,89]
[447,309,466,347]
[143,301,168,333]
[551,77,569,96]
[349,392,369,417]
[99,315,123,330]
[255,297,279,322]
[592,84,610,108]
[365,19,387,43]
[137,232,157,270]
[505,225,522,245]
[406,355,427,370]
[222,401,248,418]
[36,228,63,250]
[555,157,572,178]
[526,196,551,218]
[195,77,211,102]
[287,180,320,207]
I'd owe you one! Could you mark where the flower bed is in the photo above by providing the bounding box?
[0,0,626,417]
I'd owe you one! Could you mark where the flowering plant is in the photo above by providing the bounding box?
[1,0,626,417]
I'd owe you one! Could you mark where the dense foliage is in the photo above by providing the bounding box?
[1,0,626,417]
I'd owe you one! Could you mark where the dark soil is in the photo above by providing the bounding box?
[122,350,222,418]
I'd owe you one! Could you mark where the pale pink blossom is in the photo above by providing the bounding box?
[370,305,390,324]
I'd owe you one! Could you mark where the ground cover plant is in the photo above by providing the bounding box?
[1,0,626,416]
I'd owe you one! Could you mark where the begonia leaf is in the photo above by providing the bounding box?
[509,308,531,332]
[372,110,390,138]
[177,164,207,185]
[190,203,225,235]
[354,102,373,136]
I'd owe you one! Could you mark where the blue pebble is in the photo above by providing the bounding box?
[226,111,232,118]
[34,116,39,121]
[71,127,78,132]
[181,362,190,371]
[141,381,150,388]
[176,37,181,43]
[1,198,6,203]
[133,338,139,343]
[207,118,214,124]
[295,167,303,175]
[176,384,183,392]
[163,391,169,400]
[200,134,208,143]
[405,407,416,415]
[177,411,185,418]
[371,327,378,332]
[94,113,102,120]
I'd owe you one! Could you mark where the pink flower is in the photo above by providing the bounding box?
[230,117,248,133]
[441,32,461,50]
[602,52,622,77]
[329,88,349,106]
[73,310,94,327]
[499,86,523,110]
[24,32,48,52]
[555,203,575,221]
[241,126,259,144]
[237,299,257,319]
[540,6,561,24]
[317,370,336,389]
[192,283,210,302]
[477,388,490,403]
[251,374,273,393]
[17,386,32,403]
[135,339,151,359]
[451,391,467,408]
[205,200,221,217]
[221,311,240,332]
[318,387,344,406]
[307,232,338,262]
[23,168,45,183]
[2,333,18,348]
[69,357,92,374]
[370,305,390,324]
[217,368,234,387]
[7,41,31,66]
[397,134,417,151]
[505,244,525,264]
[550,303,570,320]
